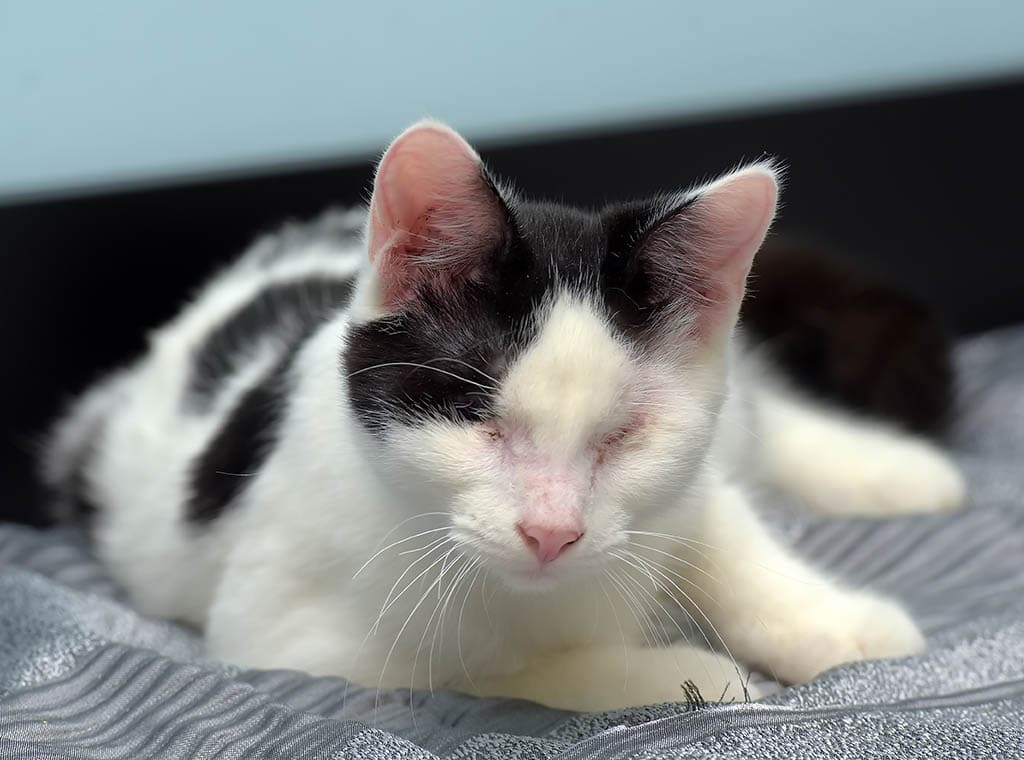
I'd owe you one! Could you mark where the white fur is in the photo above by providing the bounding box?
[45,162,965,713]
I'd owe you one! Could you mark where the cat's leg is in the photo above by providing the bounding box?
[476,643,756,712]
[677,481,925,684]
[752,384,965,515]
[205,548,752,710]
[204,550,365,678]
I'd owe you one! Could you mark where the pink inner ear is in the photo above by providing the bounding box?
[691,165,779,304]
[637,163,778,340]
[367,120,505,307]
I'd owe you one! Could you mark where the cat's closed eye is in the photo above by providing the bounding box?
[601,428,630,448]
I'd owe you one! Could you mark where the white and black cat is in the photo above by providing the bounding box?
[43,120,965,711]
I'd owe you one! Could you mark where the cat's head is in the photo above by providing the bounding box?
[345,120,778,591]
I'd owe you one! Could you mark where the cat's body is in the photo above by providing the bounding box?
[44,122,965,711]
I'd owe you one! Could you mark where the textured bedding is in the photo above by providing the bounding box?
[2,326,1024,759]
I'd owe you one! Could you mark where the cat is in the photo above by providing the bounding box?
[42,120,965,712]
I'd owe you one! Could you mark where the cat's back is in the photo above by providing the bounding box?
[42,208,366,620]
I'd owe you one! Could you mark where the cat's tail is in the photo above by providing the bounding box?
[40,366,134,522]
[741,239,955,434]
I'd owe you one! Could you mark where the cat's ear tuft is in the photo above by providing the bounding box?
[638,161,781,338]
[367,120,509,309]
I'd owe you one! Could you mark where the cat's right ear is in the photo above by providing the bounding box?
[367,120,509,310]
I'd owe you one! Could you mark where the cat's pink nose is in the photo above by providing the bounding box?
[517,523,582,564]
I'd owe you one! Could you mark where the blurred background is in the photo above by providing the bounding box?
[2,1,1023,521]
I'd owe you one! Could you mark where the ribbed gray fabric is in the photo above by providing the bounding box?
[2,326,1023,759]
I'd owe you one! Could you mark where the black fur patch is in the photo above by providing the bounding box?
[344,197,694,433]
[742,240,954,432]
[185,354,293,522]
[187,276,353,409]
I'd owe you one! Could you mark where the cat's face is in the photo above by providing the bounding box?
[345,120,778,591]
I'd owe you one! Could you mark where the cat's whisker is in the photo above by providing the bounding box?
[408,565,457,730]
[411,553,472,697]
[397,535,451,557]
[615,550,709,643]
[613,552,729,690]
[422,555,477,701]
[425,357,501,388]
[344,536,452,714]
[375,546,460,712]
[602,570,642,648]
[435,557,478,687]
[621,549,722,609]
[598,575,630,692]
[626,530,822,585]
[370,541,456,634]
[434,549,462,602]
[624,528,728,572]
[611,555,679,649]
[455,561,485,695]
[480,571,494,632]
[346,361,498,393]
[627,552,743,691]
[365,511,449,551]
[605,568,658,649]
[612,556,718,687]
[361,541,449,723]
[624,529,729,555]
[353,526,451,579]
[605,569,653,656]
[372,536,454,625]
[625,540,722,588]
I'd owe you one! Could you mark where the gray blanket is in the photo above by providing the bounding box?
[3,327,1024,759]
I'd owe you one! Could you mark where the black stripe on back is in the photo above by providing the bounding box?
[186,277,353,410]
[185,354,293,523]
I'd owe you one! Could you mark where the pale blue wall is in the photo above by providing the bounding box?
[2,1,1023,202]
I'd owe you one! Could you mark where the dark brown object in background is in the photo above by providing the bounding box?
[742,239,954,434]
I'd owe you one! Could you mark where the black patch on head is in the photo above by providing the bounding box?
[601,202,664,334]
[185,353,294,523]
[602,197,701,338]
[187,276,353,410]
[343,194,690,434]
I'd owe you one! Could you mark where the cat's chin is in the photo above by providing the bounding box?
[492,558,601,594]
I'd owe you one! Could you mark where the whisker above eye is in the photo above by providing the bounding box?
[425,357,501,388]
[346,361,499,393]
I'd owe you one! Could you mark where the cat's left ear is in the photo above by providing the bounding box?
[367,120,509,309]
[637,162,780,339]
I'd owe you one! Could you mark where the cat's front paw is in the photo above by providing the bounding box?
[487,644,762,712]
[607,645,762,710]
[737,591,925,684]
